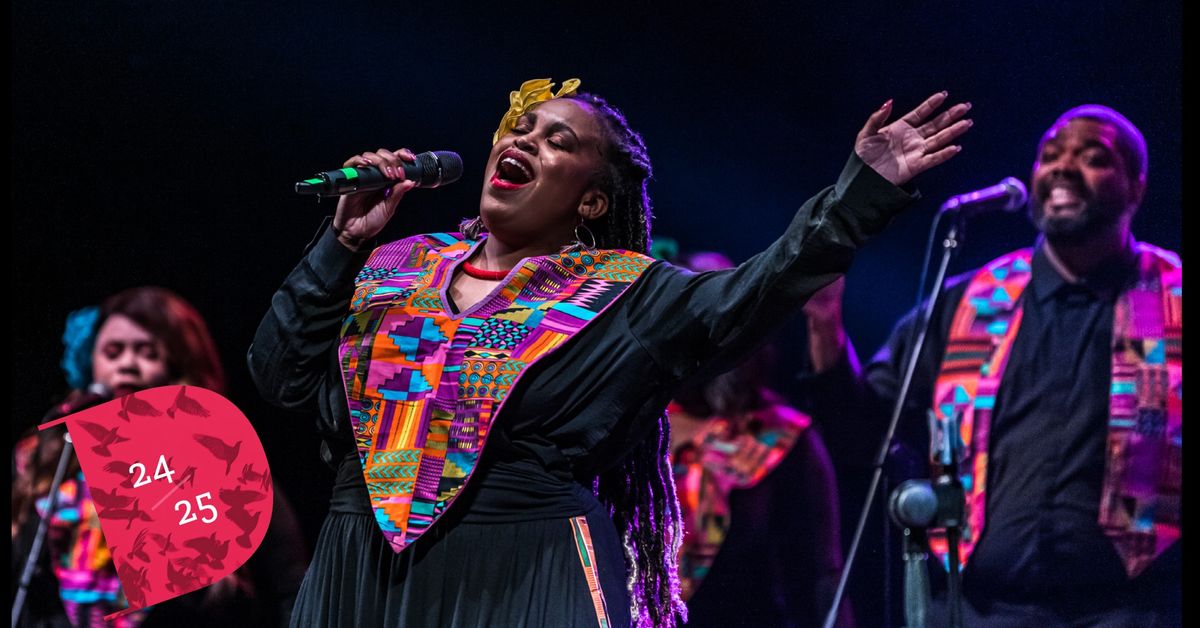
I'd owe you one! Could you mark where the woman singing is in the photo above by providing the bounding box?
[248,79,971,627]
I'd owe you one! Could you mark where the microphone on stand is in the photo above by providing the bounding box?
[890,479,938,528]
[42,382,113,422]
[14,382,114,627]
[939,177,1028,216]
[890,479,935,628]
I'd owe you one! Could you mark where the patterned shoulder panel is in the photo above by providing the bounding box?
[1135,241,1182,292]
[957,248,1035,321]
[352,233,477,312]
[422,232,476,258]
[360,233,474,274]
[974,247,1034,284]
[766,403,813,433]
[1136,241,1182,269]
[546,248,656,281]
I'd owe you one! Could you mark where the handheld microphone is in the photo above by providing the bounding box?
[939,177,1028,215]
[295,150,463,196]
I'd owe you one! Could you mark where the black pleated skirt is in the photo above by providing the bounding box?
[289,497,631,627]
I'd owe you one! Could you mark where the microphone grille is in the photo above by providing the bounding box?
[432,151,464,186]
[890,479,938,528]
[411,152,443,187]
[87,381,114,399]
[1000,177,1028,211]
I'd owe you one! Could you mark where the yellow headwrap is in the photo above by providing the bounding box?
[492,78,581,145]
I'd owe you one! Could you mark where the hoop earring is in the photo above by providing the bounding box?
[575,223,597,249]
[563,222,598,253]
[459,216,485,240]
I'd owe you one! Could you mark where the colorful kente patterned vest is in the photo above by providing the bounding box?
[669,402,809,599]
[929,243,1182,578]
[337,233,654,552]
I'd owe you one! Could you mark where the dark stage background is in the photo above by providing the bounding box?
[12,1,1181,625]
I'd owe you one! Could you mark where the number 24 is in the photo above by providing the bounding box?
[128,455,176,488]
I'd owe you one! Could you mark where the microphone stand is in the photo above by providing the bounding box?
[12,430,75,628]
[822,212,966,628]
[899,526,931,628]
[886,420,967,628]
[927,408,966,628]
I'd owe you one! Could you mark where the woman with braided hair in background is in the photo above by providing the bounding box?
[12,287,306,628]
[12,287,227,627]
[249,78,971,626]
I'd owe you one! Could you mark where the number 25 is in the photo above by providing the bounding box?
[175,492,218,526]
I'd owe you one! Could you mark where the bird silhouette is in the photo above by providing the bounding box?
[176,465,199,489]
[166,386,210,419]
[127,528,152,563]
[104,498,153,529]
[116,562,150,606]
[238,463,265,486]
[77,420,131,457]
[116,393,163,422]
[165,558,201,593]
[172,555,205,575]
[148,531,178,555]
[101,460,137,489]
[225,505,262,549]
[89,486,133,510]
[218,487,266,509]
[192,434,241,475]
[183,532,229,570]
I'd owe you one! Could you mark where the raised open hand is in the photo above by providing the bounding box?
[855,92,972,186]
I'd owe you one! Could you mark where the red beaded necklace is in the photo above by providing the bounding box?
[461,260,511,281]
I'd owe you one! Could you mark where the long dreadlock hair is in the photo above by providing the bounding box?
[565,92,653,254]
[564,92,687,627]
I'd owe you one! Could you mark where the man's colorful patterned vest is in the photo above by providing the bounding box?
[930,243,1181,578]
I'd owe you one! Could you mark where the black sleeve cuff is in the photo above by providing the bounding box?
[303,217,374,293]
[830,152,921,245]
